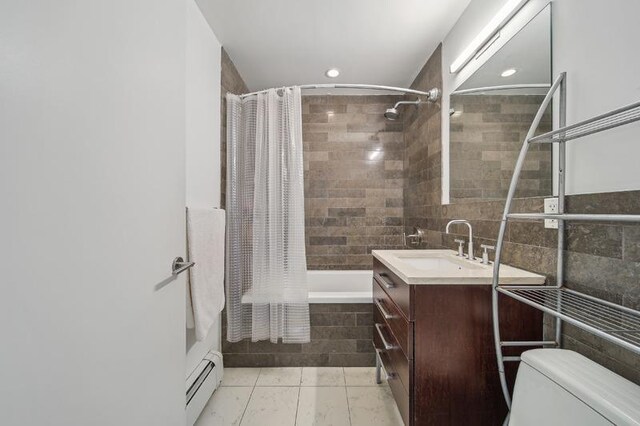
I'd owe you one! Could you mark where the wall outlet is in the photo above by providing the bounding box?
[544,197,559,229]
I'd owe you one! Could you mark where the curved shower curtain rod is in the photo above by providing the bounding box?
[238,83,441,100]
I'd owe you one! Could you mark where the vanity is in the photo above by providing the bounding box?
[371,250,545,426]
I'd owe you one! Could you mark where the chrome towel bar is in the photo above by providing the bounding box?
[172,256,195,276]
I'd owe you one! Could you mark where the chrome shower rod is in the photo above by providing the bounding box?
[239,83,439,99]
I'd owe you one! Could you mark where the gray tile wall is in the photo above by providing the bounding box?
[449,94,552,201]
[220,48,249,209]
[403,44,443,238]
[406,45,640,384]
[222,303,375,367]
[303,95,405,270]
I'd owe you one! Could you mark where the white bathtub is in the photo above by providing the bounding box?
[306,270,373,303]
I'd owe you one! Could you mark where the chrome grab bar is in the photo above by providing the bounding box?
[374,323,396,350]
[172,256,195,276]
[374,272,394,289]
[374,299,396,320]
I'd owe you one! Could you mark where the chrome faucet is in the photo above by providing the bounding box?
[403,227,424,246]
[445,220,475,260]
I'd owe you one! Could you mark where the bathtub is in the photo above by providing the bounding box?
[307,270,373,303]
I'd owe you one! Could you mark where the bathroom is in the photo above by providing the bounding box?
[2,0,640,425]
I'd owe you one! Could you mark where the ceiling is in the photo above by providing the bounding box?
[196,0,472,93]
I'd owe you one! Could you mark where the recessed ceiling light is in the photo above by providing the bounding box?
[325,68,340,78]
[501,68,517,77]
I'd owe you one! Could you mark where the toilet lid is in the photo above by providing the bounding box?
[521,349,640,425]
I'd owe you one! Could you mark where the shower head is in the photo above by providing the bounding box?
[384,107,400,120]
[383,88,441,121]
[383,100,420,121]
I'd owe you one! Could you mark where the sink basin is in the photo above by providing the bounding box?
[395,254,480,271]
[371,249,546,285]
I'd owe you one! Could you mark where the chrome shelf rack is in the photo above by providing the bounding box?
[497,286,640,353]
[491,72,640,419]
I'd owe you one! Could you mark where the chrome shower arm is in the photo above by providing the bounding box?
[392,99,422,109]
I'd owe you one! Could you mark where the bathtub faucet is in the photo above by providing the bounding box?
[403,227,424,247]
[445,220,475,260]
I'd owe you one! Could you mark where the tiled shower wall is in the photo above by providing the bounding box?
[403,45,443,234]
[406,44,640,384]
[449,94,552,201]
[220,48,248,209]
[219,52,376,367]
[303,95,405,270]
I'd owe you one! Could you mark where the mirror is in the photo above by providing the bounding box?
[448,5,552,202]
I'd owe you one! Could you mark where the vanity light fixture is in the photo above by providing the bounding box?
[501,68,517,77]
[449,0,529,74]
[325,68,340,78]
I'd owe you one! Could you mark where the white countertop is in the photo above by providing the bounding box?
[372,249,546,285]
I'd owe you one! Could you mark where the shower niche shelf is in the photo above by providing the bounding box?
[491,72,640,413]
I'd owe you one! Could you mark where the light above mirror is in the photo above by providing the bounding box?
[501,68,517,77]
[449,0,530,73]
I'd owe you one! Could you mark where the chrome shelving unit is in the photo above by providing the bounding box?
[491,72,640,417]
[497,286,640,353]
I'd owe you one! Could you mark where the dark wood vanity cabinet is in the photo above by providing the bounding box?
[372,258,542,426]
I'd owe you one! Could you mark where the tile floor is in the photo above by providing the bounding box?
[195,367,404,426]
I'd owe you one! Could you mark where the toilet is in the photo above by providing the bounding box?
[510,349,640,425]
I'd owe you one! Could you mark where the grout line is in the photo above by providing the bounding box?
[293,386,301,426]
[344,368,353,426]
[238,384,256,426]
[238,368,260,425]
[252,367,261,387]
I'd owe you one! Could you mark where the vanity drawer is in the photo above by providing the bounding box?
[373,280,413,359]
[373,258,412,320]
[374,308,411,396]
[374,321,411,426]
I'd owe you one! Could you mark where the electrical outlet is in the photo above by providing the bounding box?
[544,197,559,229]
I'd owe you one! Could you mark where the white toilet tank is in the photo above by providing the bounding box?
[509,349,640,426]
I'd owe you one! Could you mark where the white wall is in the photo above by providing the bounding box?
[185,0,223,376]
[442,0,640,201]
[186,0,222,209]
[552,0,640,194]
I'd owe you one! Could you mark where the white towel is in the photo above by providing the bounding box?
[186,207,226,341]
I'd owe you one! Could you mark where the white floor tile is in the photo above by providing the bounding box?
[221,368,261,387]
[347,386,404,426]
[255,367,302,386]
[344,367,383,386]
[194,387,253,426]
[296,386,351,426]
[301,367,345,386]
[240,386,299,426]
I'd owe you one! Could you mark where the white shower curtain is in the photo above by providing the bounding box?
[225,87,310,343]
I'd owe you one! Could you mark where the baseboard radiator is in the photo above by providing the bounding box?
[186,351,223,425]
